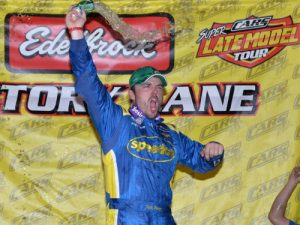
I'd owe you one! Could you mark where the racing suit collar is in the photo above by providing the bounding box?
[129,104,163,125]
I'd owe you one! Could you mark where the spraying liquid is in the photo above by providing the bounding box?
[74,0,172,44]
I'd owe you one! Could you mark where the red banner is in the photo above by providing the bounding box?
[5,13,174,74]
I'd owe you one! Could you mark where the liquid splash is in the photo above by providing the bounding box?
[93,1,173,44]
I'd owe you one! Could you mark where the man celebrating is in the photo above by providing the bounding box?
[66,7,224,225]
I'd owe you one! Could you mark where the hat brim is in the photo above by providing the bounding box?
[141,73,167,87]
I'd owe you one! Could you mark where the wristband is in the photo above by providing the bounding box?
[68,27,83,33]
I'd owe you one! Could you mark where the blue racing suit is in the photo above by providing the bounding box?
[69,38,223,225]
[290,220,300,225]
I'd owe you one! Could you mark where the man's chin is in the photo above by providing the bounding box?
[146,111,159,119]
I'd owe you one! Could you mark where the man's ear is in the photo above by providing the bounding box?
[128,89,135,103]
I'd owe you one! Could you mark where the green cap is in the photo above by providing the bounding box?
[129,66,167,89]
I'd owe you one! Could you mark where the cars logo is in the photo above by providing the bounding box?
[196,16,300,68]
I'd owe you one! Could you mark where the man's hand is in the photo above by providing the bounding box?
[65,6,87,39]
[288,166,300,186]
[201,141,224,161]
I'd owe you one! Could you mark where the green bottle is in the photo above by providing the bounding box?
[74,0,95,13]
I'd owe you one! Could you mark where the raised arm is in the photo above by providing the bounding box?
[268,167,300,225]
[66,7,123,144]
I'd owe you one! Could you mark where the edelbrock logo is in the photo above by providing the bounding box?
[196,15,300,68]
[5,13,174,73]
[127,136,175,162]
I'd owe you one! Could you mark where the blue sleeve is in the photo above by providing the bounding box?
[69,38,123,144]
[289,220,299,225]
[177,132,223,173]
